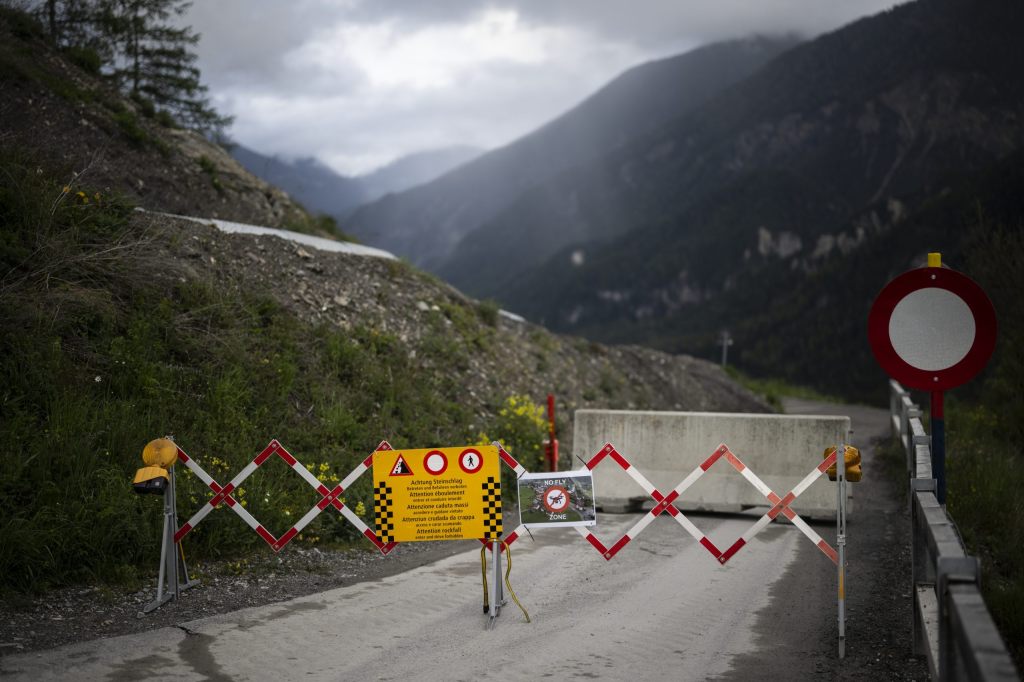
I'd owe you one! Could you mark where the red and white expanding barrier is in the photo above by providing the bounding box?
[169,438,839,568]
[173,439,397,554]
[163,437,847,654]
[485,442,840,567]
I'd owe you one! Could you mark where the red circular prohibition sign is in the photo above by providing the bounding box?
[423,450,448,476]
[458,448,483,474]
[867,267,996,391]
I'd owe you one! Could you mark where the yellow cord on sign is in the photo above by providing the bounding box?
[479,542,530,623]
[502,541,530,623]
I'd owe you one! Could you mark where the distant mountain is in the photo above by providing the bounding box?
[344,36,802,271]
[493,0,1024,400]
[359,146,482,202]
[229,144,368,218]
[230,144,482,219]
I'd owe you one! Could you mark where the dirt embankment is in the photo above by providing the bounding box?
[140,212,771,456]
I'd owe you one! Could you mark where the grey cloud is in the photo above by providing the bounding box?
[183,0,903,174]
[334,0,900,49]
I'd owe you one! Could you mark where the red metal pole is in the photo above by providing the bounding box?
[547,394,558,472]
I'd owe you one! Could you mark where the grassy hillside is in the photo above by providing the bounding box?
[0,145,771,593]
[0,153,470,591]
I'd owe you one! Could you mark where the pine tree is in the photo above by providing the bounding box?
[35,0,102,56]
[96,0,230,134]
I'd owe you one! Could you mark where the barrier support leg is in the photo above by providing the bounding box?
[145,467,199,613]
[837,444,847,659]
[486,540,505,629]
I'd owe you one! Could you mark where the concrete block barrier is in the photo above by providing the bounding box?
[573,410,852,518]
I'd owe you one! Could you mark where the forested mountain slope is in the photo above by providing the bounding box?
[345,36,799,271]
[492,0,1024,400]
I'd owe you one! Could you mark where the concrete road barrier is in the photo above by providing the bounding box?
[573,410,851,518]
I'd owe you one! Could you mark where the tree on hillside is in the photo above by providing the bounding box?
[96,0,230,133]
[38,0,93,46]
[25,0,230,134]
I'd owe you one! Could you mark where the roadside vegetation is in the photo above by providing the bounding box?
[878,221,1023,668]
[0,153,546,594]
[723,366,845,412]
[943,222,1024,667]
[732,216,1023,665]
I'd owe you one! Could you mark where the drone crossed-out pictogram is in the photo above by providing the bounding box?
[170,438,840,566]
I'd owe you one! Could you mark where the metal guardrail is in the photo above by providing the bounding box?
[890,380,1020,681]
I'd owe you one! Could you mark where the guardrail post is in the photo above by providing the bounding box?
[901,397,921,470]
[890,380,904,438]
[911,481,937,585]
[937,556,980,681]
[910,479,936,656]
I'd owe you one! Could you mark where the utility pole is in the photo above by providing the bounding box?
[719,330,734,368]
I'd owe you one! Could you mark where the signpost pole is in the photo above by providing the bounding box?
[837,445,847,660]
[719,330,733,367]
[488,540,503,627]
[546,394,558,472]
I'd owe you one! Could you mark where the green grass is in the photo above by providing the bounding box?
[950,220,1024,668]
[723,366,844,411]
[0,152,518,593]
[944,402,1024,667]
[197,155,224,194]
[112,110,168,155]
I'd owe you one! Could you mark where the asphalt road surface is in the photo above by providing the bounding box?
[1,400,925,681]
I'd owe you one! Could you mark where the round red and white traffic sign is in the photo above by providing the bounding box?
[868,265,996,391]
[543,485,569,513]
[458,448,483,474]
[423,450,448,476]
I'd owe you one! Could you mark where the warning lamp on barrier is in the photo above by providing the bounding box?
[131,437,198,611]
[823,445,862,482]
[132,438,178,494]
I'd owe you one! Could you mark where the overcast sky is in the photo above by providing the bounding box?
[184,0,900,176]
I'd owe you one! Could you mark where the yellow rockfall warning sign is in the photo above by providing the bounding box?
[372,446,502,543]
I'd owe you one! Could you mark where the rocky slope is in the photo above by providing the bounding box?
[139,210,770,456]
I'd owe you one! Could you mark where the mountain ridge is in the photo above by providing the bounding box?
[490,0,1024,399]
[229,144,483,220]
[344,35,802,271]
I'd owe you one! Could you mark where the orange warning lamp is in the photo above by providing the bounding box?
[823,446,862,482]
[133,438,178,494]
